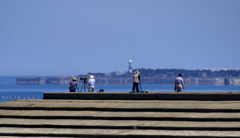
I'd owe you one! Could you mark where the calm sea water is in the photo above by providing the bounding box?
[0,77,240,103]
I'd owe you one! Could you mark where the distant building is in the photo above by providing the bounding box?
[129,60,132,73]
[115,71,123,75]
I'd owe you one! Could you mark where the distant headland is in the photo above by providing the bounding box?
[16,68,240,86]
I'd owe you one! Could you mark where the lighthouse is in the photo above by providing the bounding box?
[129,60,132,73]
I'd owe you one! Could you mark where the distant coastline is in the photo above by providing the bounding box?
[15,68,240,86]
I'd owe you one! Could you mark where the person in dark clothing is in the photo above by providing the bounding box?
[69,78,78,92]
[132,70,141,93]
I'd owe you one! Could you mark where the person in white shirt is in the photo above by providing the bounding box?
[174,74,185,92]
[87,75,95,92]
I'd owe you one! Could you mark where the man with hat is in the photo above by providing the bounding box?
[69,77,78,92]
[87,75,95,92]
[131,70,141,93]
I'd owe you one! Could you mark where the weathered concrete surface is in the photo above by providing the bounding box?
[0,99,240,137]
[44,92,240,101]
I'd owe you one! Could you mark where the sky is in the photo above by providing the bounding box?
[1,0,240,76]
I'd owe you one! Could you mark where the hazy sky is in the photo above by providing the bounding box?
[1,0,240,76]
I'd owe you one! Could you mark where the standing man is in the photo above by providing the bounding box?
[132,70,141,93]
[174,74,185,92]
[87,75,95,92]
[69,77,78,92]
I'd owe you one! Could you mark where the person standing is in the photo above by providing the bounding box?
[69,77,78,92]
[132,70,141,93]
[174,74,185,92]
[87,75,95,92]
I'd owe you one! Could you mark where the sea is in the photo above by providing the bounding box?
[0,76,240,103]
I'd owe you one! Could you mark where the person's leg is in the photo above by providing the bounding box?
[136,83,140,93]
[176,85,182,92]
[132,82,136,92]
[89,86,94,92]
[69,87,75,92]
[91,86,95,92]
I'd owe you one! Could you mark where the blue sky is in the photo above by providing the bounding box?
[1,0,240,76]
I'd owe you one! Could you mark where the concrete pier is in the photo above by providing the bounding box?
[0,92,240,137]
[44,92,240,101]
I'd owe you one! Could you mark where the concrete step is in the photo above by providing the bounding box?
[0,100,240,112]
[1,100,240,107]
[0,127,240,138]
[0,119,240,131]
[0,110,240,121]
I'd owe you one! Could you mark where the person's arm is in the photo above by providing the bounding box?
[87,79,90,85]
[181,80,184,86]
[181,79,185,89]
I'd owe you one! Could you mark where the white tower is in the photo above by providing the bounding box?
[129,60,132,73]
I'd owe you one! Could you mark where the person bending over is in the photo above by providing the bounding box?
[69,78,78,92]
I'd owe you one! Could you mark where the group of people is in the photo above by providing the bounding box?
[69,71,185,93]
[69,75,96,92]
[131,71,185,93]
